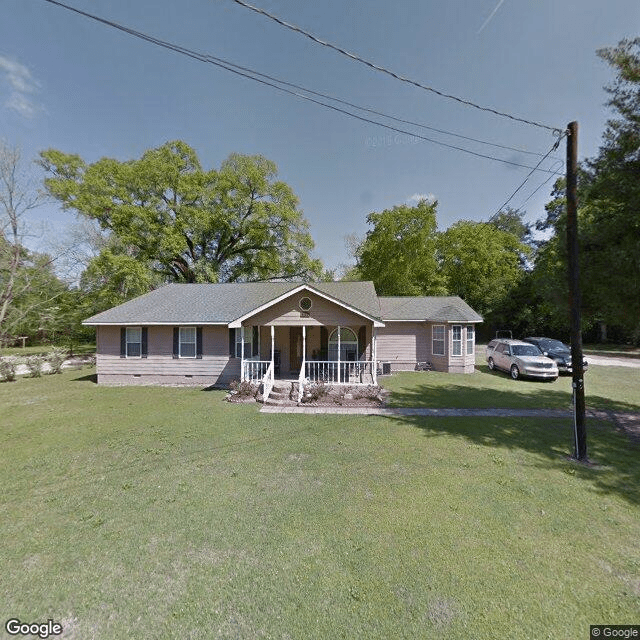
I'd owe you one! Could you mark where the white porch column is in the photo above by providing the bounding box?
[372,327,378,385]
[337,325,341,384]
[302,325,306,376]
[270,325,275,369]
[240,325,245,381]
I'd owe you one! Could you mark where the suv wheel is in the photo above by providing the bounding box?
[488,357,495,370]
[510,365,520,380]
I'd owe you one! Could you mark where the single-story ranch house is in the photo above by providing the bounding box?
[83,282,482,395]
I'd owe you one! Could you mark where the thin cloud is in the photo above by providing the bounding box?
[477,0,506,34]
[0,55,41,118]
[407,193,437,205]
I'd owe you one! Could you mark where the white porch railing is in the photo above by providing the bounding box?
[262,361,274,401]
[243,359,270,384]
[305,361,376,386]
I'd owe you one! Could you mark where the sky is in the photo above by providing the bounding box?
[2,0,639,277]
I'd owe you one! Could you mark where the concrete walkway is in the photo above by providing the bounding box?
[260,405,605,418]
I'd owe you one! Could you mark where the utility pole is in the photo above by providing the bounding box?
[566,121,587,461]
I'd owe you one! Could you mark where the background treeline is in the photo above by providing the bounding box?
[1,38,638,348]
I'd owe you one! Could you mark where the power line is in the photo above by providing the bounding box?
[40,0,555,161]
[41,0,560,174]
[208,54,559,160]
[516,159,564,209]
[228,0,563,133]
[491,134,565,217]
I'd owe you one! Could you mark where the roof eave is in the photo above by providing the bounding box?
[229,283,384,327]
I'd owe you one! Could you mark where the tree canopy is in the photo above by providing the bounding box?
[439,220,528,317]
[39,141,323,287]
[356,199,446,296]
[531,38,640,339]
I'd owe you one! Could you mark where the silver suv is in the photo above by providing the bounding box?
[486,339,558,381]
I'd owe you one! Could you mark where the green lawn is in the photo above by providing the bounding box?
[384,362,640,413]
[1,368,638,639]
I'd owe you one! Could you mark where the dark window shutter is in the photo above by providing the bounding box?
[196,327,203,359]
[120,328,126,358]
[358,325,367,359]
[141,327,148,358]
[173,327,179,359]
[229,328,235,357]
[320,326,328,360]
[252,326,259,357]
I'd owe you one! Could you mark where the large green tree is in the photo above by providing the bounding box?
[356,199,446,296]
[438,220,528,317]
[39,141,322,288]
[533,39,640,340]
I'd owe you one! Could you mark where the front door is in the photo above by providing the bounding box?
[289,327,303,372]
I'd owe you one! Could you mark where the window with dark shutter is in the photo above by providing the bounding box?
[120,328,126,358]
[196,327,203,359]
[229,328,235,357]
[320,326,328,360]
[173,327,179,359]
[141,327,148,358]
[358,326,367,359]
[252,326,259,357]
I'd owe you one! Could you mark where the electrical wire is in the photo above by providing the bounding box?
[228,0,563,133]
[41,0,561,174]
[205,54,560,159]
[516,159,564,209]
[491,134,565,217]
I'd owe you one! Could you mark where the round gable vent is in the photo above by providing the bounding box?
[299,296,312,312]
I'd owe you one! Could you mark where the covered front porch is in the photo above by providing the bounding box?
[239,324,378,402]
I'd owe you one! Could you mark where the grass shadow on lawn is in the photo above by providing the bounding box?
[388,406,639,508]
[72,373,97,383]
[388,411,640,506]
[386,365,640,414]
[383,368,640,506]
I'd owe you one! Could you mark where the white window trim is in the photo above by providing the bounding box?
[466,325,475,355]
[179,326,197,359]
[452,325,463,357]
[432,324,445,357]
[235,327,253,359]
[126,326,142,358]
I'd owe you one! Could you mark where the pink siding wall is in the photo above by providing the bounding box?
[377,322,476,373]
[376,322,429,370]
[96,325,239,385]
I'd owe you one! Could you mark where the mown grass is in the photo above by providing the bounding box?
[384,362,640,413]
[1,368,638,639]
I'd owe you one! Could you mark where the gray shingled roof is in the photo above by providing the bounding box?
[83,281,383,325]
[378,296,483,323]
[83,283,482,326]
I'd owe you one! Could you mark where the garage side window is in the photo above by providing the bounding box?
[466,325,475,355]
[452,325,462,356]
[432,325,445,356]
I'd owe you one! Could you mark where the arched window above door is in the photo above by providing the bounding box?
[328,327,358,361]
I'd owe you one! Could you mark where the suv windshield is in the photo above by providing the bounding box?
[539,339,568,351]
[512,345,542,357]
